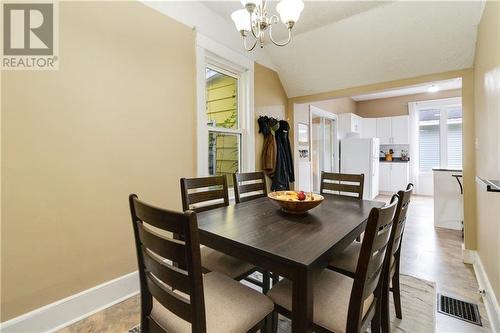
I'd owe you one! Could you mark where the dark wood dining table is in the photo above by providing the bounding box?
[196,194,385,333]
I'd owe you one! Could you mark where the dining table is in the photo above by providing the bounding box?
[196,194,385,333]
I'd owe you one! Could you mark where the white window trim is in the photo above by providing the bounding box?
[196,33,255,177]
[414,97,462,172]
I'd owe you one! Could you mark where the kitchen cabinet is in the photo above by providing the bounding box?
[376,118,392,144]
[361,118,377,138]
[379,162,410,192]
[338,113,362,138]
[391,116,410,144]
[376,116,409,144]
[379,163,391,192]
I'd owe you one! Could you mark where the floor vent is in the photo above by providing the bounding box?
[437,293,482,326]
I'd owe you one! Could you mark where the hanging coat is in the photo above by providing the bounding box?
[258,116,276,176]
[272,120,295,191]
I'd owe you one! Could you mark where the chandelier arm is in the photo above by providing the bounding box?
[249,10,260,39]
[268,24,292,47]
[243,35,258,51]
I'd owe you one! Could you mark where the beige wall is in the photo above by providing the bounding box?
[473,1,500,303]
[356,89,462,118]
[1,2,196,321]
[310,97,356,115]
[254,63,288,172]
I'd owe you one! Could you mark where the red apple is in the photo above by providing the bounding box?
[297,191,306,201]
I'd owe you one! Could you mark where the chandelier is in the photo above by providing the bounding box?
[231,0,304,51]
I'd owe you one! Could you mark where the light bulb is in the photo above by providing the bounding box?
[276,0,304,25]
[427,85,440,93]
[231,9,252,33]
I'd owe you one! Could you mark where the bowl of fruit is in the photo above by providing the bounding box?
[267,191,324,214]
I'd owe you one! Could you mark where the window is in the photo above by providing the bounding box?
[196,35,254,187]
[417,100,462,172]
[418,109,441,172]
[206,67,240,185]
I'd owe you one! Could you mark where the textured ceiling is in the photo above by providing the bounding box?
[202,1,391,37]
[167,1,485,98]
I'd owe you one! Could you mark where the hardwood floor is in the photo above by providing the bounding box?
[377,194,490,332]
[57,195,491,333]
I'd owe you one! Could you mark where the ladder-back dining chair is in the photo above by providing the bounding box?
[233,172,268,203]
[320,172,365,199]
[267,197,398,333]
[129,194,273,333]
[180,176,268,292]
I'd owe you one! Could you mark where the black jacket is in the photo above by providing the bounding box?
[272,120,295,190]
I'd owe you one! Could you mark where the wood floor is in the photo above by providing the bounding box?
[57,195,491,333]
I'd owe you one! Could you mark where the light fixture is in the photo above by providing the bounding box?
[231,0,304,51]
[427,85,440,93]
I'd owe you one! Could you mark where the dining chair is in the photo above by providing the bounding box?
[320,172,365,199]
[180,176,268,292]
[267,196,398,333]
[129,194,274,333]
[327,183,414,333]
[233,172,279,287]
[321,171,365,242]
[233,172,268,203]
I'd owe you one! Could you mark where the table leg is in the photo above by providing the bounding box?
[292,267,313,333]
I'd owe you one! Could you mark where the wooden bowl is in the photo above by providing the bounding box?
[268,191,324,214]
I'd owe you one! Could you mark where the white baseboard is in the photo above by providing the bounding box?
[470,251,500,332]
[462,244,476,264]
[0,271,140,333]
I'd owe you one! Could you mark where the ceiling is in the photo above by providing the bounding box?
[202,1,391,37]
[351,78,463,101]
[200,1,484,98]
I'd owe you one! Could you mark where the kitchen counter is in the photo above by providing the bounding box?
[476,177,500,193]
[379,158,410,163]
[432,168,463,172]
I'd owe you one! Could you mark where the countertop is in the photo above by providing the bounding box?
[379,158,410,163]
[432,168,463,172]
[476,177,500,193]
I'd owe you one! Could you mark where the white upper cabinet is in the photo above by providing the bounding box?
[376,116,409,144]
[391,116,409,144]
[376,117,392,144]
[338,113,363,138]
[361,118,377,138]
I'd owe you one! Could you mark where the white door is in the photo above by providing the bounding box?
[391,163,409,191]
[391,116,409,144]
[352,114,363,134]
[376,117,392,144]
[362,118,377,138]
[310,107,338,192]
[379,163,391,192]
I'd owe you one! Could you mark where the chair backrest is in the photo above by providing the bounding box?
[233,172,268,203]
[347,196,398,332]
[180,176,229,213]
[320,172,365,199]
[387,183,414,262]
[129,195,206,333]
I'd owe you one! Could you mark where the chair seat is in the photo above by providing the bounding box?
[151,271,274,333]
[329,242,395,275]
[201,246,256,279]
[267,270,374,333]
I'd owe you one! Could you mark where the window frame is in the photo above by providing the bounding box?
[416,97,462,172]
[196,34,255,179]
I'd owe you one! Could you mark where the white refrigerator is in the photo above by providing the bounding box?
[340,138,380,200]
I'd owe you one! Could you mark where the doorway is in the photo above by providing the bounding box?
[310,106,339,192]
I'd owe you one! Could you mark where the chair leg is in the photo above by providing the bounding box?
[271,272,279,285]
[371,297,382,333]
[381,277,391,333]
[262,271,270,294]
[264,312,274,333]
[271,310,278,333]
[392,271,402,319]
